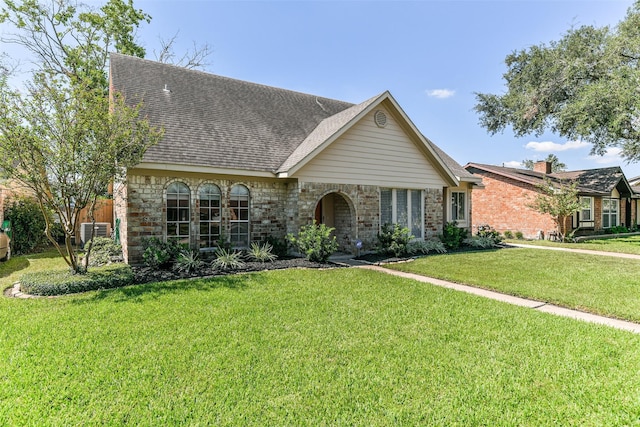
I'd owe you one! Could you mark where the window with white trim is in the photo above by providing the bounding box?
[199,183,221,249]
[580,196,593,223]
[166,182,190,244]
[230,184,250,248]
[602,198,619,228]
[380,188,424,238]
[451,192,466,222]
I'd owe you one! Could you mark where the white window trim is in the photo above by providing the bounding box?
[380,188,424,239]
[579,196,594,226]
[450,191,468,226]
[602,197,619,229]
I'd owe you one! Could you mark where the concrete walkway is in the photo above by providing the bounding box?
[506,242,640,260]
[344,244,640,334]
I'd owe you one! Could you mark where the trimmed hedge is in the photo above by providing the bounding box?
[20,264,134,296]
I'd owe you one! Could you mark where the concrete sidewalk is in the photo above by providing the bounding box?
[505,242,640,260]
[355,264,640,334]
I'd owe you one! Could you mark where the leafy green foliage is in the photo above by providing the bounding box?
[142,237,181,269]
[2,196,50,255]
[606,225,630,234]
[515,231,524,240]
[529,178,580,241]
[441,221,468,250]
[211,248,246,271]
[261,235,288,258]
[406,239,447,255]
[247,242,278,263]
[85,237,122,267]
[20,263,133,296]
[287,222,338,263]
[475,3,640,161]
[173,249,204,273]
[503,230,514,239]
[0,0,162,273]
[376,223,414,257]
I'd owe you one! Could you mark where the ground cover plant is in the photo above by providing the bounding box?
[505,235,640,255]
[1,268,640,425]
[388,247,640,322]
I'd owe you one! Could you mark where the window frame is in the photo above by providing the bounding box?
[229,184,250,248]
[602,198,619,229]
[579,196,594,227]
[198,183,221,249]
[450,191,466,223]
[380,188,424,239]
[166,181,191,245]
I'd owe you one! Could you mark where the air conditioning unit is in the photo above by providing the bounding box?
[80,222,111,246]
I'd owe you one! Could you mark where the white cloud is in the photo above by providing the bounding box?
[503,161,523,168]
[426,89,455,99]
[588,147,623,165]
[525,140,590,152]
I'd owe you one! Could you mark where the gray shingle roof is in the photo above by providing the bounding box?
[465,163,633,196]
[110,53,353,173]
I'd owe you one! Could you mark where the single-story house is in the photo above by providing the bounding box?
[464,161,637,238]
[109,53,478,264]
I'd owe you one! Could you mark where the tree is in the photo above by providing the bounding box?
[528,178,581,241]
[0,72,162,272]
[0,0,162,272]
[475,1,640,162]
[522,154,567,172]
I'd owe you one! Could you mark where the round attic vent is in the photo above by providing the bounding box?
[374,110,387,128]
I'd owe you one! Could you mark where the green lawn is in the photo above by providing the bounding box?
[2,264,640,425]
[388,247,640,322]
[506,234,640,255]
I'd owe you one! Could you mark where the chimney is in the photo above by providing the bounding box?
[533,161,552,174]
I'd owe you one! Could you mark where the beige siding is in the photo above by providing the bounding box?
[294,107,448,189]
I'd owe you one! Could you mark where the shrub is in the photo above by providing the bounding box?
[377,223,414,257]
[441,221,468,250]
[212,248,246,271]
[3,196,51,255]
[607,225,629,234]
[261,235,288,258]
[474,224,503,246]
[287,222,338,263]
[85,237,122,267]
[503,230,514,239]
[463,236,500,249]
[173,249,205,273]
[407,239,447,255]
[142,237,181,269]
[20,264,134,296]
[515,231,524,240]
[247,242,278,263]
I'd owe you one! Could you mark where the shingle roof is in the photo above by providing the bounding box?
[465,163,633,196]
[109,53,354,173]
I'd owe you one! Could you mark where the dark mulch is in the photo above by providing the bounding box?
[132,257,342,284]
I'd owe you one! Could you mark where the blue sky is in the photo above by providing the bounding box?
[7,0,638,176]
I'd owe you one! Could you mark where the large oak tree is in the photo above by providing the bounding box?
[475,1,640,162]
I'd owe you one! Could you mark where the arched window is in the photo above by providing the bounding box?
[166,182,190,244]
[199,183,221,248]
[230,184,249,248]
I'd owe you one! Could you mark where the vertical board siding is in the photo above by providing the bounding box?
[294,107,447,189]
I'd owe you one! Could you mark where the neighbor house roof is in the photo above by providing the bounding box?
[109,53,460,184]
[464,163,634,197]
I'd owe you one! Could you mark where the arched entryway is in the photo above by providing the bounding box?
[314,192,356,253]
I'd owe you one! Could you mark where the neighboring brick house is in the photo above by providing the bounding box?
[464,161,637,239]
[109,54,476,264]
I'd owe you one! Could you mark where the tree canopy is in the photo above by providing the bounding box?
[475,1,640,162]
[528,178,580,241]
[0,0,163,272]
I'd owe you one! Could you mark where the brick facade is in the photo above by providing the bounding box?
[467,169,556,239]
[115,171,446,264]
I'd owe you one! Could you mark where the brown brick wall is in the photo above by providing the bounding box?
[468,169,556,239]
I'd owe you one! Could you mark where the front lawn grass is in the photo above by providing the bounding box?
[388,247,640,322]
[0,249,67,291]
[2,268,640,425]
[506,234,640,255]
